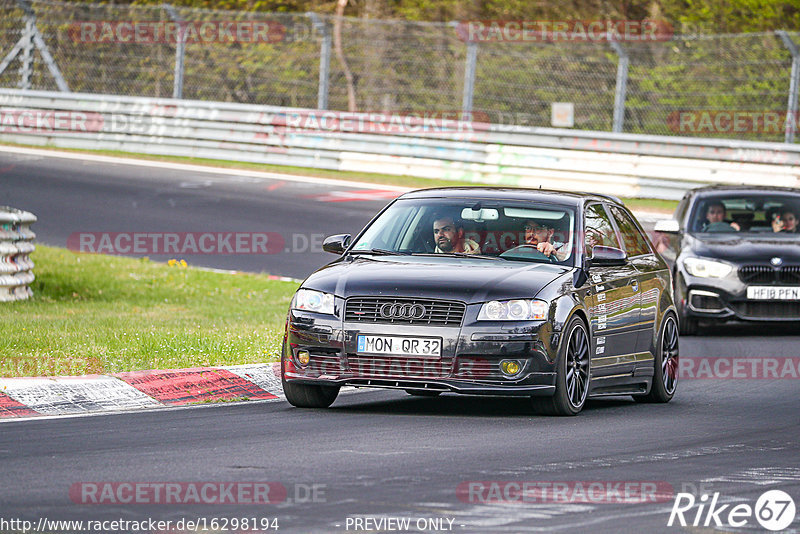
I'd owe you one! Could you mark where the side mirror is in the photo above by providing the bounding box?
[322,234,351,254]
[589,245,627,267]
[653,219,681,234]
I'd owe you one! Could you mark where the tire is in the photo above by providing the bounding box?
[532,316,591,416]
[634,313,678,403]
[282,379,340,408]
[405,390,442,397]
[281,342,340,408]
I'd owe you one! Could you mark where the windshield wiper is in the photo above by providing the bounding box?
[412,252,502,260]
[348,248,407,256]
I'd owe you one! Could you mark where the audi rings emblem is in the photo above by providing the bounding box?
[379,303,427,320]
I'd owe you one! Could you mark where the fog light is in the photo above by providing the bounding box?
[500,360,522,376]
[297,350,311,366]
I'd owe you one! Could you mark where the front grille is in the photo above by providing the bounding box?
[307,352,343,375]
[780,266,800,284]
[739,265,775,284]
[345,297,466,326]
[731,301,800,319]
[739,265,800,284]
[347,355,451,379]
[453,357,504,380]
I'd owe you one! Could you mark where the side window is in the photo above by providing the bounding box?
[608,205,651,257]
[584,203,621,255]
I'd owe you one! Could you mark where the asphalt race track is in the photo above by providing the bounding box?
[0,148,391,279]
[1,149,799,533]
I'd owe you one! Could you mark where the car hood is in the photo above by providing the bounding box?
[687,233,800,264]
[302,256,571,304]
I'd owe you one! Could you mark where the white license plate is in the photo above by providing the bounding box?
[356,335,441,357]
[746,286,800,300]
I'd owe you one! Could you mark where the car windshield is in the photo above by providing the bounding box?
[689,193,800,235]
[350,198,576,265]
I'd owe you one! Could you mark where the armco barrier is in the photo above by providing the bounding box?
[0,207,36,302]
[0,89,798,199]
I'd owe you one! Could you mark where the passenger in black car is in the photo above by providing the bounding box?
[432,215,481,254]
[772,207,798,233]
[702,201,741,232]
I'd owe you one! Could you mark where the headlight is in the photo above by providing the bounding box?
[478,299,548,321]
[291,289,335,315]
[683,257,733,278]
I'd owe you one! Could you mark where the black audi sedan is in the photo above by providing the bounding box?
[282,188,678,415]
[654,185,800,335]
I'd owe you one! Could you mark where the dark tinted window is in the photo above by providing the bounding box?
[608,205,651,256]
[689,194,800,234]
[584,203,620,255]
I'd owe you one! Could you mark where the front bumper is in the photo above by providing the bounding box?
[283,309,558,396]
[680,273,800,322]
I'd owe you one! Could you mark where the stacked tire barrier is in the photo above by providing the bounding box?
[0,207,37,302]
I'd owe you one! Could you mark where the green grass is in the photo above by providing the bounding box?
[4,142,678,214]
[0,245,299,378]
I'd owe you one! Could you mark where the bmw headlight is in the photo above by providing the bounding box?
[478,299,548,321]
[683,257,733,278]
[291,289,335,315]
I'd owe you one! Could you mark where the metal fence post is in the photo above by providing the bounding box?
[17,18,34,90]
[9,0,70,92]
[163,4,185,99]
[307,13,330,110]
[777,31,799,144]
[609,39,629,133]
[462,41,478,114]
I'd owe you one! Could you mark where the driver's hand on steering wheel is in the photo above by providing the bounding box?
[537,242,556,256]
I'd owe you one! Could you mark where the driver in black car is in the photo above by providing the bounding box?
[702,201,741,232]
[502,219,566,261]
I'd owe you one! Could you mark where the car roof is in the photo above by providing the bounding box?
[399,187,623,206]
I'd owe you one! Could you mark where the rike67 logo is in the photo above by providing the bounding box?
[668,490,796,531]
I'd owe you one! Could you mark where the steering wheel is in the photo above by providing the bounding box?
[500,244,556,262]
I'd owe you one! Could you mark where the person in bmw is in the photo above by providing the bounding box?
[282,187,679,416]
[654,185,800,335]
[702,201,741,232]
[772,207,798,233]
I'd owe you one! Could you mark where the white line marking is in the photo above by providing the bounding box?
[0,145,411,192]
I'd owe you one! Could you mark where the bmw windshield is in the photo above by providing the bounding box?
[688,193,800,236]
[350,198,576,265]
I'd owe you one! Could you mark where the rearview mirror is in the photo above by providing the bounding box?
[322,234,351,254]
[589,246,627,267]
[653,219,680,234]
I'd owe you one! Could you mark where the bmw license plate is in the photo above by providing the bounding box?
[747,286,800,300]
[357,335,441,358]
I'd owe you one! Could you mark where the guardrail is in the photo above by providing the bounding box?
[1,89,799,200]
[0,206,36,302]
